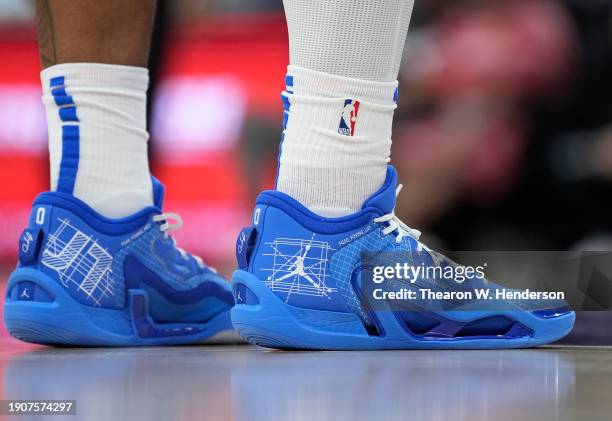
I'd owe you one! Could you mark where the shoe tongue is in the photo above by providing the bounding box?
[361,165,398,215]
[151,175,165,209]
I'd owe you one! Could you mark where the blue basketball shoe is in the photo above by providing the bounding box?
[231,166,575,349]
[4,178,234,346]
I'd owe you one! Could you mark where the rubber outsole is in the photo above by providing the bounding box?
[4,268,233,347]
[230,270,576,350]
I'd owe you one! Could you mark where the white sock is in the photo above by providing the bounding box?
[276,0,415,217]
[41,63,153,219]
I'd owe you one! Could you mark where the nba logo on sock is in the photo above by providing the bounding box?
[338,99,360,136]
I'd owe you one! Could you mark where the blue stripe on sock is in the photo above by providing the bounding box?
[50,76,80,194]
[281,93,291,111]
[59,106,78,122]
[393,87,399,103]
[51,87,75,106]
[57,125,80,193]
[285,75,294,94]
[49,76,65,87]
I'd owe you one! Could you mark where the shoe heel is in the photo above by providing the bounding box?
[230,270,372,349]
[4,267,136,346]
[3,268,82,345]
[231,270,300,348]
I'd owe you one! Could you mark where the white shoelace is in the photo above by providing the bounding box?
[371,185,485,285]
[152,212,212,271]
[373,185,445,266]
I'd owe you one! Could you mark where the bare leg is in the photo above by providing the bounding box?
[35,0,156,69]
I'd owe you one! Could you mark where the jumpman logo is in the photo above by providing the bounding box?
[272,242,319,288]
[20,288,31,299]
[262,235,336,299]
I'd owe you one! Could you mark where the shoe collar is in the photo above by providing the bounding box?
[33,176,164,236]
[256,165,398,235]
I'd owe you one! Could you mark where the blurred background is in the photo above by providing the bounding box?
[0,0,611,342]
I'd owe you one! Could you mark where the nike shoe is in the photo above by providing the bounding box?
[3,178,234,346]
[231,165,575,349]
